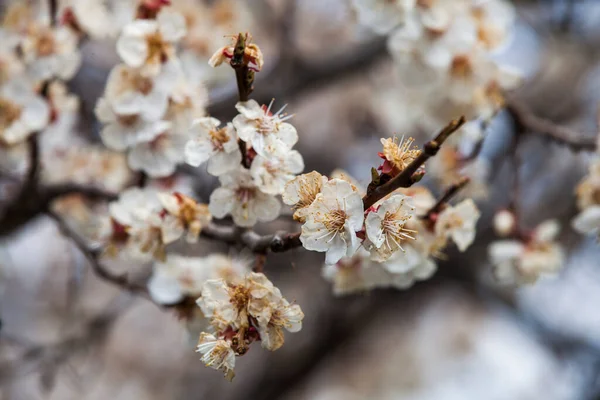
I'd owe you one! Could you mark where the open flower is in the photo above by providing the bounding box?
[196,333,236,381]
[365,194,416,261]
[107,187,165,261]
[381,244,437,289]
[184,117,241,176]
[103,64,172,119]
[0,80,50,145]
[378,136,421,175]
[117,9,186,76]
[232,99,297,159]
[250,150,304,195]
[434,199,480,252]
[157,192,212,243]
[95,97,171,151]
[282,171,328,222]
[127,128,189,178]
[258,298,304,351]
[489,220,565,285]
[300,179,364,264]
[208,167,281,227]
[20,24,82,82]
[148,253,250,305]
[208,32,264,72]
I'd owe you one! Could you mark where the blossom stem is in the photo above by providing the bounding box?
[48,0,58,26]
[362,117,466,210]
[422,177,471,219]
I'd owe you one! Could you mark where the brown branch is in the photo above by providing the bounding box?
[48,0,58,26]
[199,223,301,253]
[363,117,466,210]
[0,183,118,237]
[505,97,597,151]
[422,176,471,219]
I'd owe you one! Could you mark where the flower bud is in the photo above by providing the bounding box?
[493,210,516,237]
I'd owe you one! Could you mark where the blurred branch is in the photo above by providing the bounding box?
[423,176,471,219]
[0,183,117,237]
[47,210,149,297]
[506,97,597,151]
[200,223,301,253]
[0,297,128,386]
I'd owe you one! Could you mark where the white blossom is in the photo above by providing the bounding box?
[300,179,364,264]
[196,333,236,381]
[250,150,304,195]
[232,99,298,159]
[103,64,171,119]
[117,9,186,76]
[127,128,189,178]
[489,220,565,285]
[157,192,212,243]
[258,297,304,351]
[20,24,81,82]
[208,32,264,72]
[365,194,416,261]
[148,253,250,305]
[184,117,241,176]
[572,206,600,237]
[95,97,171,151]
[435,199,480,252]
[209,167,281,227]
[0,80,49,145]
[282,171,328,222]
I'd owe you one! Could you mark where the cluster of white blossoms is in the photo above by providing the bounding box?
[0,1,86,158]
[285,137,480,295]
[185,34,304,227]
[104,187,211,261]
[489,213,565,285]
[95,4,208,178]
[353,0,520,127]
[352,0,520,199]
[196,272,304,380]
[572,157,600,238]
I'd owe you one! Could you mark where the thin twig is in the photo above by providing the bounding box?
[363,117,466,209]
[422,176,471,219]
[505,97,597,151]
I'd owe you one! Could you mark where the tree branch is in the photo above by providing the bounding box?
[46,210,149,296]
[363,117,466,210]
[505,97,597,151]
[422,176,471,219]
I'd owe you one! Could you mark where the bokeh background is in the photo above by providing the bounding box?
[2,0,600,399]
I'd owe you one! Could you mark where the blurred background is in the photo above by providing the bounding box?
[2,0,600,399]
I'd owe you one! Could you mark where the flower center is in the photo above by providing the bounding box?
[236,187,255,205]
[382,136,421,171]
[0,97,23,129]
[230,285,250,310]
[35,31,55,57]
[146,31,168,63]
[118,114,139,127]
[210,127,230,150]
[382,209,415,249]
[323,209,347,233]
[451,55,474,79]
